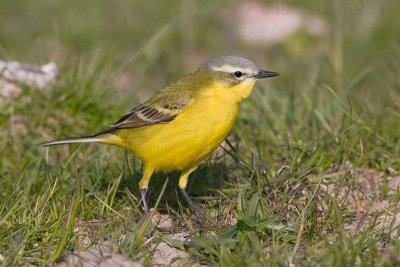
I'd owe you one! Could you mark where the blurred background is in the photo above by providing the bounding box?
[1,0,398,109]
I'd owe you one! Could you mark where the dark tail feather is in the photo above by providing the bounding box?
[39,129,114,147]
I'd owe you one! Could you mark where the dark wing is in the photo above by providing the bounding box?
[110,103,183,129]
[110,84,194,129]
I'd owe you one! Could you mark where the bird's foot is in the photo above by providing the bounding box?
[139,188,149,214]
[180,189,206,224]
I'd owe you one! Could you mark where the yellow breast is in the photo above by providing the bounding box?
[117,94,238,171]
[111,80,256,172]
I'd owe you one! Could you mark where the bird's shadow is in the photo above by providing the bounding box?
[119,162,227,213]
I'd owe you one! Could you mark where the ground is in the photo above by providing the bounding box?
[0,0,400,266]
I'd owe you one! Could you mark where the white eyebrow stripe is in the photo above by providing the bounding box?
[210,65,253,74]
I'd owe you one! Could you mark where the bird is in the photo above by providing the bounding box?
[41,55,279,217]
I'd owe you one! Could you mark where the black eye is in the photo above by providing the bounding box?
[234,71,243,78]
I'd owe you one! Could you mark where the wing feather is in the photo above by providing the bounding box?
[110,83,194,129]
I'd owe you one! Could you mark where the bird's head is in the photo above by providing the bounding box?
[197,55,279,100]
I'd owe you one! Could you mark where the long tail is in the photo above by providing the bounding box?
[40,130,120,147]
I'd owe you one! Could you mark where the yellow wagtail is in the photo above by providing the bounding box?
[41,55,279,215]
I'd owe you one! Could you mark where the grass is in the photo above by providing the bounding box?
[1,0,400,266]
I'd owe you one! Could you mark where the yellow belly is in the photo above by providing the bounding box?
[115,95,238,172]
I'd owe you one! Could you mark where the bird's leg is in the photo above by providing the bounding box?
[180,188,204,221]
[179,167,205,223]
[138,167,154,214]
[139,188,149,214]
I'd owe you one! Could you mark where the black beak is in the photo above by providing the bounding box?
[253,70,280,79]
